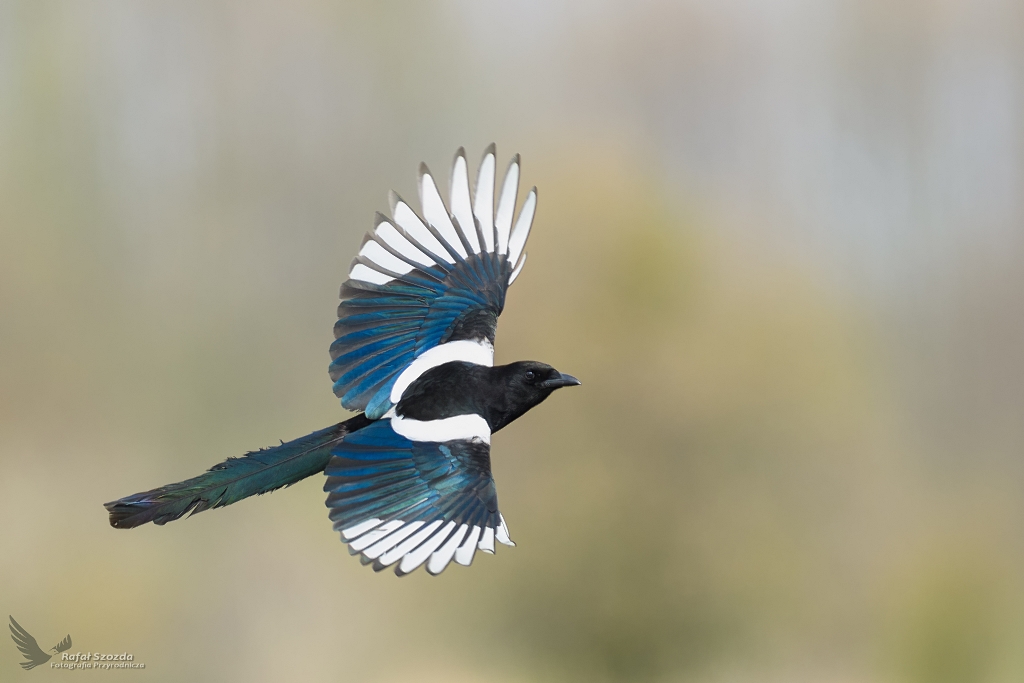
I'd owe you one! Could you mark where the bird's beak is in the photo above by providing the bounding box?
[539,373,582,389]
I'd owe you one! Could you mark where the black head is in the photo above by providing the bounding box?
[488,361,581,432]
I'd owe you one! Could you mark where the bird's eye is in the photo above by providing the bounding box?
[525,371,536,381]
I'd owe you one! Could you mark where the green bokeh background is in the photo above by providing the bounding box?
[3,1,1024,681]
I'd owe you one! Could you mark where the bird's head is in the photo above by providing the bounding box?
[489,361,580,431]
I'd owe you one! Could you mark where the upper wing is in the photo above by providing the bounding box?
[8,617,51,670]
[330,145,537,419]
[324,419,514,576]
[53,634,72,653]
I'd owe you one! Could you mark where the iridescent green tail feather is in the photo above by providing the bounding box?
[105,414,370,529]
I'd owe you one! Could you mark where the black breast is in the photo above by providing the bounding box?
[395,362,495,422]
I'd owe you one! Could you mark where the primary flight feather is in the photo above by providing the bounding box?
[105,146,580,576]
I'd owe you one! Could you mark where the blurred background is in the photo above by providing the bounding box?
[2,1,1023,681]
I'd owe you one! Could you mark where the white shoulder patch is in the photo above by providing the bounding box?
[389,339,494,403]
[389,413,491,444]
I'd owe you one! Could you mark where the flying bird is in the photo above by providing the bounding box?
[105,145,580,575]
[9,616,72,670]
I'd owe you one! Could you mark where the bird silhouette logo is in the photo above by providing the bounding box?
[9,616,72,670]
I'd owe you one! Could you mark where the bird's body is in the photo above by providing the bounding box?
[105,146,579,576]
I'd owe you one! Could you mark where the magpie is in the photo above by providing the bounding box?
[105,145,580,576]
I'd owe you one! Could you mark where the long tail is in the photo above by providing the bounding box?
[105,414,371,529]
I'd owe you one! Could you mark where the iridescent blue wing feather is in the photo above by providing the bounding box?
[329,146,537,419]
[324,420,514,576]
